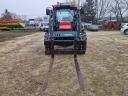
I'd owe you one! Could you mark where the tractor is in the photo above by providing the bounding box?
[44,3,87,54]
[42,3,87,91]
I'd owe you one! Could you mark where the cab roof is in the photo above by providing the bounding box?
[52,3,77,10]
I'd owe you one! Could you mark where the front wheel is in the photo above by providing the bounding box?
[45,48,50,55]
[79,50,85,54]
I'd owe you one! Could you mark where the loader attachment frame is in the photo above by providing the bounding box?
[42,3,87,92]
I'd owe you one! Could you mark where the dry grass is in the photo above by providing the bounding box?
[0,31,127,96]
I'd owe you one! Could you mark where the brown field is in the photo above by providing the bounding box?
[0,31,128,96]
[0,31,36,42]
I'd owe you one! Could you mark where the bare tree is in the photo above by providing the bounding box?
[124,0,128,16]
[1,9,13,19]
[124,0,128,9]
[1,9,20,19]
[97,0,111,19]
[81,0,96,22]
[110,0,128,22]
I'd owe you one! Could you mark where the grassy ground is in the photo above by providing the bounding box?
[0,31,127,96]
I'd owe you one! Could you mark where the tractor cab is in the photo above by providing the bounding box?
[53,4,77,31]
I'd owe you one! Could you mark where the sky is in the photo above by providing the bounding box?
[0,0,65,18]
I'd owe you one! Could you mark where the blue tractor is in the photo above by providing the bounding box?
[42,3,87,91]
[44,3,87,54]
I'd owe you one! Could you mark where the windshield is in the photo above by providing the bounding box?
[56,9,75,22]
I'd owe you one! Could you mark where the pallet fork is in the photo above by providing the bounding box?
[42,38,85,91]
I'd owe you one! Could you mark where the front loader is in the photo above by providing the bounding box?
[42,3,87,91]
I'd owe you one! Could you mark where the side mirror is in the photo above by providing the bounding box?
[46,7,52,15]
[46,8,50,15]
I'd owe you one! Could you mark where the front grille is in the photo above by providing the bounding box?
[54,37,74,40]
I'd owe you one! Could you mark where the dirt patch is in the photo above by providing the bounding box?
[0,31,37,42]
